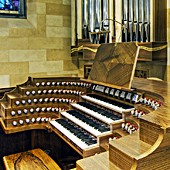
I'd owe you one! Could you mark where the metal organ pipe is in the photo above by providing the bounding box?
[103,0,109,43]
[123,0,128,42]
[129,0,134,42]
[139,0,145,42]
[134,0,139,42]
[145,0,150,42]
[122,0,150,42]
[83,0,89,39]
[89,0,95,43]
[94,0,102,44]
[81,0,110,44]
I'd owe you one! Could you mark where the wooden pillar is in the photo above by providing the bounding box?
[151,0,167,42]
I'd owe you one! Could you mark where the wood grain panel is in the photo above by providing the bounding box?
[88,42,139,89]
[137,42,167,61]
[3,148,61,170]
[76,151,121,170]
[154,0,167,41]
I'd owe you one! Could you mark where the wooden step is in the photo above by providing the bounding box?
[109,131,151,170]
[76,151,121,170]
[140,116,164,145]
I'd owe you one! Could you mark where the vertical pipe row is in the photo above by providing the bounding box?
[129,0,134,42]
[81,0,110,44]
[123,0,128,42]
[134,0,139,41]
[145,0,150,42]
[103,0,109,43]
[122,0,150,42]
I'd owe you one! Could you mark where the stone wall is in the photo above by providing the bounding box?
[0,1,169,88]
[0,0,80,88]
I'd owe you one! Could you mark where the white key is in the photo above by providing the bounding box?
[61,112,103,136]
[71,103,114,124]
[82,95,133,113]
[50,121,97,149]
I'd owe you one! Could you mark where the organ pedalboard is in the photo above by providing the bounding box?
[0,77,163,158]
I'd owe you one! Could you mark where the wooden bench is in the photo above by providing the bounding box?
[3,148,61,170]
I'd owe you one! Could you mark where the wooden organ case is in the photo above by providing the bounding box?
[0,42,169,170]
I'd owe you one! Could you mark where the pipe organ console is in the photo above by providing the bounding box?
[0,76,165,169]
[0,43,169,169]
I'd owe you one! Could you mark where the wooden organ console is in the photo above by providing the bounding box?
[0,42,169,170]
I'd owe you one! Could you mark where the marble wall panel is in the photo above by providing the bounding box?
[46,27,71,38]
[0,50,9,62]
[9,50,46,62]
[0,75,10,88]
[37,2,46,14]
[9,28,35,37]
[0,28,9,36]
[46,3,71,16]
[8,37,29,50]
[0,62,29,75]
[47,49,70,61]
[46,15,63,27]
[28,37,63,49]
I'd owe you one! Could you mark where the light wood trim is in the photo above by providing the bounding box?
[136,127,165,160]
[129,46,140,89]
[80,78,122,90]
[0,118,48,134]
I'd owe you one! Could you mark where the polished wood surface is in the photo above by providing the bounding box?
[88,42,139,89]
[3,148,61,170]
[83,44,100,60]
[137,42,167,61]
[154,0,167,41]
[76,151,120,170]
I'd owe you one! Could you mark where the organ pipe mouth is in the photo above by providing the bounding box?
[99,18,128,32]
[90,18,127,35]
[89,18,127,44]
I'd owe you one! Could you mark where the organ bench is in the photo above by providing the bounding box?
[3,148,61,170]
